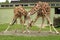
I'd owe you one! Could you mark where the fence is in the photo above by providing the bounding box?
[0,2,60,8]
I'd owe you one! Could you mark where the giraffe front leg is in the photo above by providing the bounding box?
[22,16,31,33]
[38,17,45,33]
[45,14,59,34]
[22,21,30,33]
[30,15,40,27]
[23,15,27,26]
[41,16,45,28]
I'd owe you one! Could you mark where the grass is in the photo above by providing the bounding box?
[0,23,60,32]
[0,35,60,40]
[0,23,40,31]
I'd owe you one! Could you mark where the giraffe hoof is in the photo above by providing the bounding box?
[22,30,30,33]
[42,27,45,28]
[14,30,18,33]
[38,31,41,33]
[27,30,30,33]
[56,32,59,35]
[38,30,41,33]
[4,30,7,33]
[22,31,26,33]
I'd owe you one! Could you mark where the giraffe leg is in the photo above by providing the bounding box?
[23,21,31,33]
[44,14,59,34]
[4,16,18,32]
[19,16,26,33]
[19,16,23,25]
[15,19,17,24]
[33,15,39,24]
[29,15,40,27]
[39,17,44,32]
[23,15,27,25]
[22,16,31,33]
[41,17,45,28]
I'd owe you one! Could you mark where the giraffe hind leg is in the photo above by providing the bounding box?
[4,16,17,33]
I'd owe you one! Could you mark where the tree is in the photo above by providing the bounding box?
[5,0,9,3]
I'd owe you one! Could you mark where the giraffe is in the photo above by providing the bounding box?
[4,5,28,32]
[24,1,59,34]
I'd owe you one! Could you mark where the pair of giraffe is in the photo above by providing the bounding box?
[4,1,59,34]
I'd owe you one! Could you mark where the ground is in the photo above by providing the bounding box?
[0,30,60,36]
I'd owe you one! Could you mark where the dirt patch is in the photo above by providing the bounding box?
[0,30,60,36]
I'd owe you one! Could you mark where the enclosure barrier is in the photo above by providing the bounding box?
[0,2,60,8]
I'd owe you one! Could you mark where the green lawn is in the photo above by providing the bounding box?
[0,35,60,40]
[0,23,60,32]
[0,23,40,31]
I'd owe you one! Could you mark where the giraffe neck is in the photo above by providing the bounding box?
[29,4,41,15]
